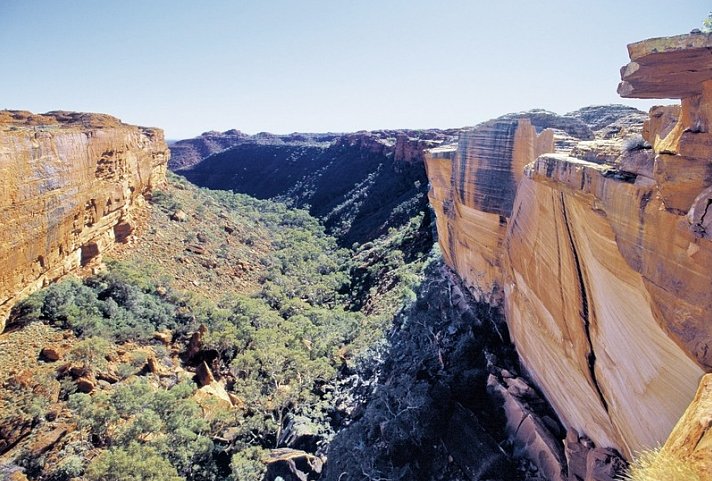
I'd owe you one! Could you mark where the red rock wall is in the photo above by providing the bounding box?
[0,111,168,330]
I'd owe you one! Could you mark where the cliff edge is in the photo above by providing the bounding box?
[0,110,169,330]
[426,32,712,473]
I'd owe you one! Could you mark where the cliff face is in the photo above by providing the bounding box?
[425,116,555,305]
[426,34,712,462]
[0,110,168,330]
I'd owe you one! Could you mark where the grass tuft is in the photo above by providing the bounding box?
[623,448,700,481]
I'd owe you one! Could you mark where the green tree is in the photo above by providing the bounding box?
[85,442,184,481]
[231,447,267,481]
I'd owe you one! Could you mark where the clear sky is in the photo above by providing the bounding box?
[1,1,708,139]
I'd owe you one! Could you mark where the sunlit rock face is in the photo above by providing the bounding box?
[0,110,168,330]
[426,33,712,462]
[507,155,704,457]
[618,33,712,371]
[660,373,712,479]
[425,116,555,305]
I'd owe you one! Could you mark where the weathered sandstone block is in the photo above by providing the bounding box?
[659,373,712,479]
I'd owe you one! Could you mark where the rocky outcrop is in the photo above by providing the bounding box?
[0,110,168,330]
[566,105,647,140]
[425,33,712,471]
[658,373,712,479]
[617,33,712,99]
[168,129,249,170]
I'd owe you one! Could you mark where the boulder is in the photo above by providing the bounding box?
[39,346,64,362]
[171,209,188,222]
[487,374,566,481]
[194,359,221,386]
[75,377,95,393]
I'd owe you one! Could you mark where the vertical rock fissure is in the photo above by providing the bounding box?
[699,199,712,231]
[560,193,610,413]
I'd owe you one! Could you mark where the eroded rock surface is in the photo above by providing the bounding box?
[426,33,712,468]
[659,373,712,479]
[425,114,556,304]
[0,110,168,330]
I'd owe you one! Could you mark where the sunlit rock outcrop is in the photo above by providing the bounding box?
[507,154,704,456]
[659,373,712,479]
[426,32,712,468]
[0,110,168,330]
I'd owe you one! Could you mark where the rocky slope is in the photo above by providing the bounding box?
[175,129,459,246]
[0,111,168,331]
[324,262,565,481]
[425,32,712,476]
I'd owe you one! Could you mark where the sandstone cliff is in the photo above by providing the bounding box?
[658,373,712,479]
[0,110,168,330]
[426,33,712,470]
[425,115,555,305]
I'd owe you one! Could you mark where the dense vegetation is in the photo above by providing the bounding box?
[4,180,431,481]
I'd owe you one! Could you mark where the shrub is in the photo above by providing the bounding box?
[52,455,84,479]
[67,337,113,375]
[16,262,182,342]
[623,134,651,152]
[231,447,267,481]
[85,442,184,481]
[69,379,215,479]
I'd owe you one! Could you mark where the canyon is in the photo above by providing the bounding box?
[174,128,460,246]
[0,31,711,481]
[0,111,168,331]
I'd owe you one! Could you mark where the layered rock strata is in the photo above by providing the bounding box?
[426,33,712,466]
[0,110,168,330]
[425,116,555,305]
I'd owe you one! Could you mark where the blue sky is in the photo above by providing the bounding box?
[1,1,708,139]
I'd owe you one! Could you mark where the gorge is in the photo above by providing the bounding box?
[0,31,711,481]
